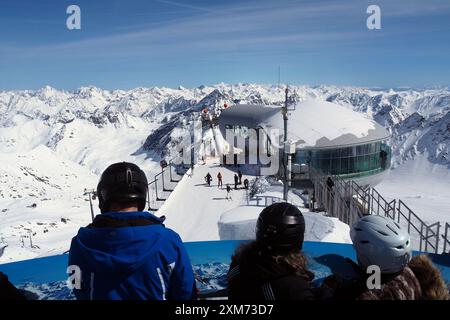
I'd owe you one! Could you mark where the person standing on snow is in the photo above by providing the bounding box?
[205,172,212,186]
[227,202,314,300]
[226,184,232,200]
[243,178,249,190]
[234,173,239,189]
[217,172,223,189]
[68,162,197,300]
[238,170,243,185]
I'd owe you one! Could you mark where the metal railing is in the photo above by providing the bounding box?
[443,223,450,254]
[308,166,450,254]
[250,195,284,207]
[310,167,362,227]
[146,160,188,211]
[145,125,215,211]
[370,188,396,220]
[246,177,285,207]
[395,200,440,254]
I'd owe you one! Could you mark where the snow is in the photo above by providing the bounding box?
[160,158,253,241]
[377,153,450,225]
[264,99,386,148]
[218,205,350,244]
[161,158,351,244]
[0,146,98,263]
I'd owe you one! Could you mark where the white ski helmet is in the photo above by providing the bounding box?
[350,215,412,274]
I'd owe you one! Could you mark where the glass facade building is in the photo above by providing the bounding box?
[223,124,392,180]
[294,142,391,179]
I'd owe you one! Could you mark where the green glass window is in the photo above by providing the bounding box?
[292,142,391,177]
[331,158,340,174]
[340,147,351,157]
[340,157,349,174]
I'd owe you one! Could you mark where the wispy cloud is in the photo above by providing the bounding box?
[153,0,219,13]
[0,0,365,60]
[377,0,450,17]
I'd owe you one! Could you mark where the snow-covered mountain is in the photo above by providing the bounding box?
[0,83,449,262]
[2,84,449,168]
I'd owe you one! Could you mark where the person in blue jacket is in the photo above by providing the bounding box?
[68,162,197,300]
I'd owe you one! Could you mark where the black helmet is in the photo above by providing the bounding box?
[97,162,148,213]
[256,202,305,253]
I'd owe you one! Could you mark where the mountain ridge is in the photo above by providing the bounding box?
[1,84,449,169]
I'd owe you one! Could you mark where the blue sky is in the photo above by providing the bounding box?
[0,0,449,90]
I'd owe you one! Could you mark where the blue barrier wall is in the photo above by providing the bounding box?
[0,241,449,300]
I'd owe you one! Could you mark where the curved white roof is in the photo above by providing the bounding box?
[219,100,390,149]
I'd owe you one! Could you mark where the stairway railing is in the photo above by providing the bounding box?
[308,166,449,254]
[443,223,450,254]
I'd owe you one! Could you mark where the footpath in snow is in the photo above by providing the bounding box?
[160,158,252,241]
[161,157,351,244]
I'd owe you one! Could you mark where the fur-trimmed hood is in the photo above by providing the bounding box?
[358,254,450,300]
[408,254,450,300]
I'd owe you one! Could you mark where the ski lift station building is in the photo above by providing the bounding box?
[217,99,391,187]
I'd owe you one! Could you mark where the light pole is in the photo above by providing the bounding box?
[161,166,165,191]
[160,159,171,192]
[28,230,33,248]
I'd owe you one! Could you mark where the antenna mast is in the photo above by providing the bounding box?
[278,66,281,86]
[282,86,289,201]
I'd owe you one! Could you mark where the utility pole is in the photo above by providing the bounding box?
[160,159,173,192]
[84,188,96,222]
[161,166,165,191]
[147,183,151,210]
[282,86,289,201]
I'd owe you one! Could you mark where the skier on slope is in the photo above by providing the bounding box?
[68,162,197,300]
[319,215,450,300]
[227,202,315,300]
[234,174,239,190]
